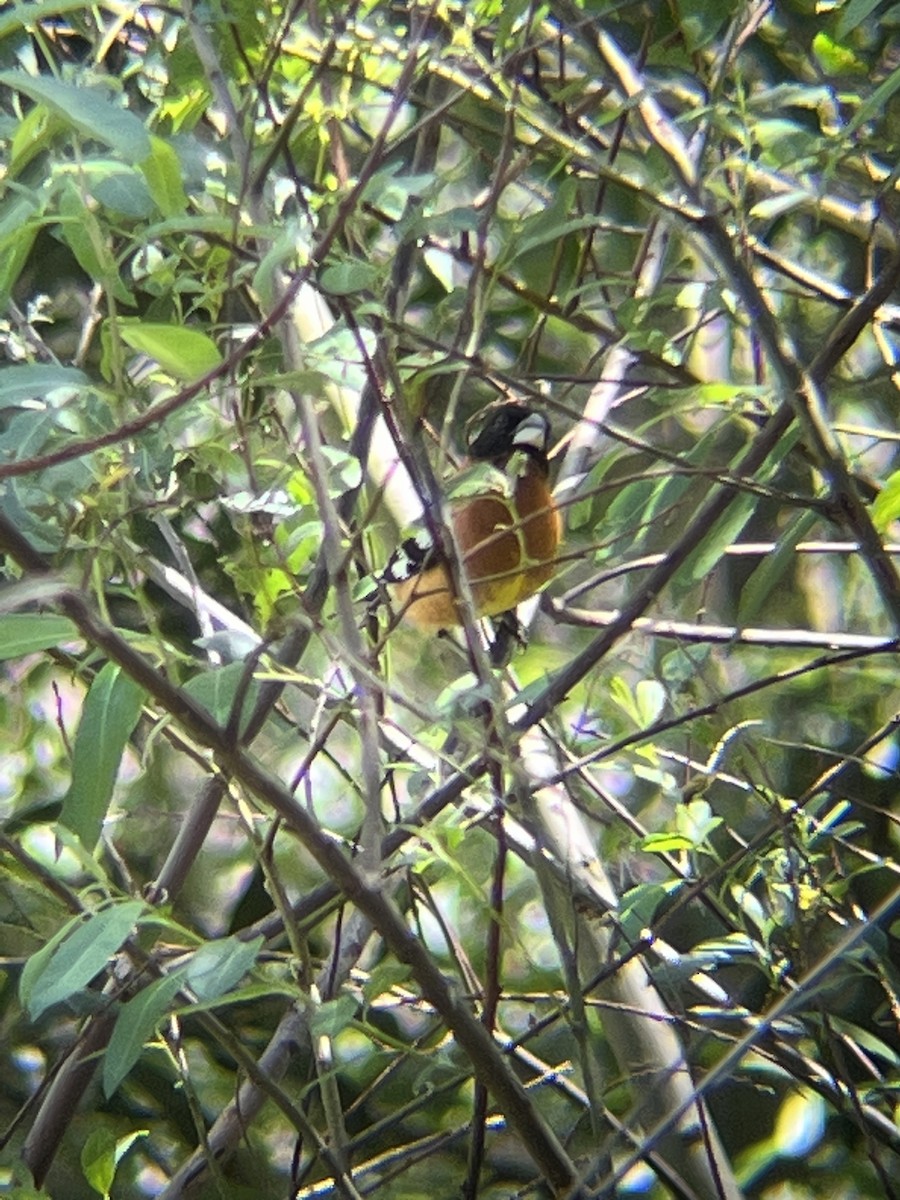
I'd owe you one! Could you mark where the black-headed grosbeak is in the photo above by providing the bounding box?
[381,400,561,629]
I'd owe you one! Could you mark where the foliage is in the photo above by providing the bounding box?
[1,1,900,1197]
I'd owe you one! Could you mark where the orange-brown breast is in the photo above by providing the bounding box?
[395,467,561,629]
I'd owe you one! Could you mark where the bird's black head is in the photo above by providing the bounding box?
[465,401,551,461]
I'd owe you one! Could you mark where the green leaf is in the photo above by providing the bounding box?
[674,0,733,52]
[103,972,185,1097]
[749,191,811,221]
[634,679,666,726]
[0,72,151,162]
[0,613,79,660]
[361,961,411,1004]
[641,832,695,853]
[811,31,867,75]
[19,918,84,1016]
[184,935,263,1003]
[609,675,638,724]
[117,322,223,382]
[836,0,884,37]
[0,0,96,39]
[617,882,682,944]
[319,259,380,295]
[89,165,154,219]
[140,135,188,217]
[675,798,723,846]
[320,444,363,496]
[60,662,146,849]
[58,181,133,304]
[682,490,758,583]
[872,470,900,532]
[183,662,259,734]
[0,364,91,410]
[81,1127,118,1199]
[22,901,145,1020]
[309,993,358,1038]
[81,1127,146,1199]
[738,509,817,625]
[0,195,40,309]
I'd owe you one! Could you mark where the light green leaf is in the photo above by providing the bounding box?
[81,1127,118,1199]
[140,135,187,217]
[0,613,79,660]
[676,798,723,846]
[446,462,512,502]
[117,322,223,382]
[60,662,146,849]
[0,71,151,162]
[749,191,810,221]
[320,444,363,496]
[872,470,900,532]
[609,675,638,724]
[811,31,867,75]
[81,1127,146,1199]
[640,831,694,853]
[634,679,666,726]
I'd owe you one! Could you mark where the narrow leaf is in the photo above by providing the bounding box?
[103,972,186,1097]
[24,901,145,1020]
[140,136,187,217]
[738,510,817,625]
[60,662,146,849]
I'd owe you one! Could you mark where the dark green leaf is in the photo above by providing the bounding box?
[737,510,817,625]
[103,972,185,1097]
[22,901,145,1020]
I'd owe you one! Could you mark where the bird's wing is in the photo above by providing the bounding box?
[381,462,514,584]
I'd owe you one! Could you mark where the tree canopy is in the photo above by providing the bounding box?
[1,2,900,1197]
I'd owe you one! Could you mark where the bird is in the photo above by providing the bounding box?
[379,400,562,629]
